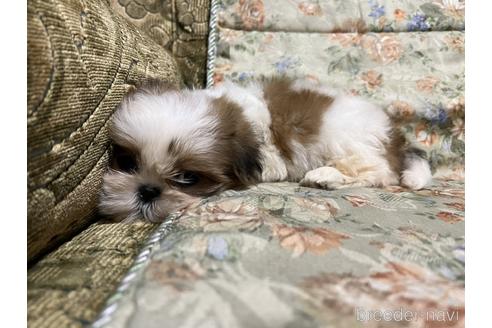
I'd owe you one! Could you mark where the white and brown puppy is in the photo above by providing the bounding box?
[99,78,431,222]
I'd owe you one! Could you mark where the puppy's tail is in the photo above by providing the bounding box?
[388,118,432,190]
[400,148,432,190]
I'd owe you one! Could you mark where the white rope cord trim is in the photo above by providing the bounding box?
[91,213,180,328]
[206,0,220,88]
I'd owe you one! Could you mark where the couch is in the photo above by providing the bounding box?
[27,0,465,327]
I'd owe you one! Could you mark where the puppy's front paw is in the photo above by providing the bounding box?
[300,166,347,190]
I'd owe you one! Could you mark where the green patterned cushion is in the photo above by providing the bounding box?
[93,181,465,327]
[109,0,210,87]
[28,222,155,327]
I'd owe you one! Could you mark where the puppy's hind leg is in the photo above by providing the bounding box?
[300,166,356,190]
[300,159,398,190]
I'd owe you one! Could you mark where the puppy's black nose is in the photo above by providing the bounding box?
[138,185,161,203]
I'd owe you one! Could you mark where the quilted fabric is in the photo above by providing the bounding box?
[95,181,464,328]
[110,0,211,87]
[28,222,155,328]
[27,0,181,263]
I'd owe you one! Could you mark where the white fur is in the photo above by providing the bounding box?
[316,95,399,187]
[114,90,218,166]
[300,166,347,189]
[401,155,432,190]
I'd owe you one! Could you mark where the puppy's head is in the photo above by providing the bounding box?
[99,80,262,222]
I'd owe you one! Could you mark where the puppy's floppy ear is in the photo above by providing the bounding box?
[212,96,263,186]
[231,134,263,185]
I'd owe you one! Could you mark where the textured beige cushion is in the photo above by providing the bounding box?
[27,0,181,262]
[110,0,210,88]
[27,222,155,327]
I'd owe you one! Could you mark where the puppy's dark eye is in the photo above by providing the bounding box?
[112,144,138,173]
[116,154,138,172]
[171,171,200,187]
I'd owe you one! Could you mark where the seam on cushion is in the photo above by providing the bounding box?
[90,213,181,328]
[29,12,56,118]
[171,0,177,53]
[216,25,465,34]
[216,25,465,36]
[206,0,220,88]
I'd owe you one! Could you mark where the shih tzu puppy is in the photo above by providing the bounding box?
[99,78,431,222]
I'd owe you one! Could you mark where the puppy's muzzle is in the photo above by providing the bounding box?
[138,185,161,203]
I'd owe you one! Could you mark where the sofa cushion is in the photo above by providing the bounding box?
[28,222,155,327]
[27,0,181,262]
[109,0,211,87]
[92,181,465,327]
[218,0,465,33]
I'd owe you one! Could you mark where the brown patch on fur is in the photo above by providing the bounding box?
[263,77,334,160]
[212,96,263,186]
[165,96,262,195]
[166,143,231,196]
[167,148,243,196]
[385,126,407,176]
[167,138,177,154]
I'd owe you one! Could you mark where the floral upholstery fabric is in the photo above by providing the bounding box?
[218,0,465,32]
[96,181,464,328]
